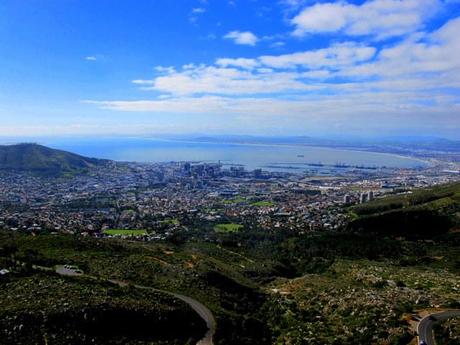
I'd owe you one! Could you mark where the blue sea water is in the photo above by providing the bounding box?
[46,137,428,172]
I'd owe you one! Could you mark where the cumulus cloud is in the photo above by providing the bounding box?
[126,42,379,96]
[215,57,259,69]
[291,0,440,39]
[259,42,376,69]
[115,16,460,99]
[340,16,460,81]
[143,65,318,95]
[87,15,460,135]
[224,31,258,45]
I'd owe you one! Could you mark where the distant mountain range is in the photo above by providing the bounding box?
[180,135,460,153]
[0,143,107,176]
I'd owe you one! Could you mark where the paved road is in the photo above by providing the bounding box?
[417,310,460,345]
[172,293,216,345]
[32,263,215,345]
[131,283,216,345]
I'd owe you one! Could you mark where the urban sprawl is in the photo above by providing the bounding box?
[1,159,459,240]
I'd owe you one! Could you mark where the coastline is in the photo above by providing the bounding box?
[44,136,433,171]
[128,136,433,167]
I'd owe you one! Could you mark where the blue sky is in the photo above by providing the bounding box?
[1,0,460,138]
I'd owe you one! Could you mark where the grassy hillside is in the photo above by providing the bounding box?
[0,232,273,345]
[265,257,460,345]
[0,272,206,345]
[0,143,106,175]
[0,182,459,344]
[261,182,460,344]
[1,226,458,345]
[348,182,460,237]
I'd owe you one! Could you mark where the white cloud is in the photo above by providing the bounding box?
[87,16,460,135]
[144,65,317,95]
[192,7,206,14]
[154,66,176,73]
[84,56,97,61]
[129,42,378,96]
[215,57,259,69]
[86,94,460,134]
[86,97,226,114]
[292,3,348,34]
[271,41,286,48]
[339,17,460,80]
[189,7,206,23]
[127,17,460,99]
[291,0,440,39]
[224,31,258,45]
[259,42,376,69]
[132,79,155,85]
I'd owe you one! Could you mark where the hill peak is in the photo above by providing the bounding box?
[0,143,107,176]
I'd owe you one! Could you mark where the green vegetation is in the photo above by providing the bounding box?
[214,223,244,233]
[160,219,179,225]
[103,229,148,236]
[353,182,460,216]
[0,272,205,345]
[0,231,272,345]
[348,182,460,237]
[264,258,460,345]
[1,220,459,344]
[222,197,246,204]
[0,143,107,176]
[0,182,459,345]
[434,318,460,345]
[250,200,274,207]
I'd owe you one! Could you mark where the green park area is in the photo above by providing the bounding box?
[251,200,274,207]
[222,197,246,204]
[103,229,147,236]
[160,219,179,225]
[213,223,244,233]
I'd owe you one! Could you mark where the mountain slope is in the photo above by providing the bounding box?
[0,143,106,175]
[348,182,460,237]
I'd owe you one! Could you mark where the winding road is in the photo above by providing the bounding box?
[417,310,460,345]
[50,265,215,345]
[172,293,216,345]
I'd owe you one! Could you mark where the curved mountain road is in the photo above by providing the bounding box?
[417,310,460,345]
[171,293,216,345]
[52,265,216,345]
[131,282,216,345]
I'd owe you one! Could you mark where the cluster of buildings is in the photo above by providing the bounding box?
[0,159,458,239]
[344,191,374,204]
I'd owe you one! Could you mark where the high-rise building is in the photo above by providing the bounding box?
[367,191,374,201]
[254,169,262,178]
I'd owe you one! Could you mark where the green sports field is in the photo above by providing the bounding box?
[213,223,243,233]
[103,229,147,236]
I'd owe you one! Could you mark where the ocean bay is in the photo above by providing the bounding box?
[49,138,428,172]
